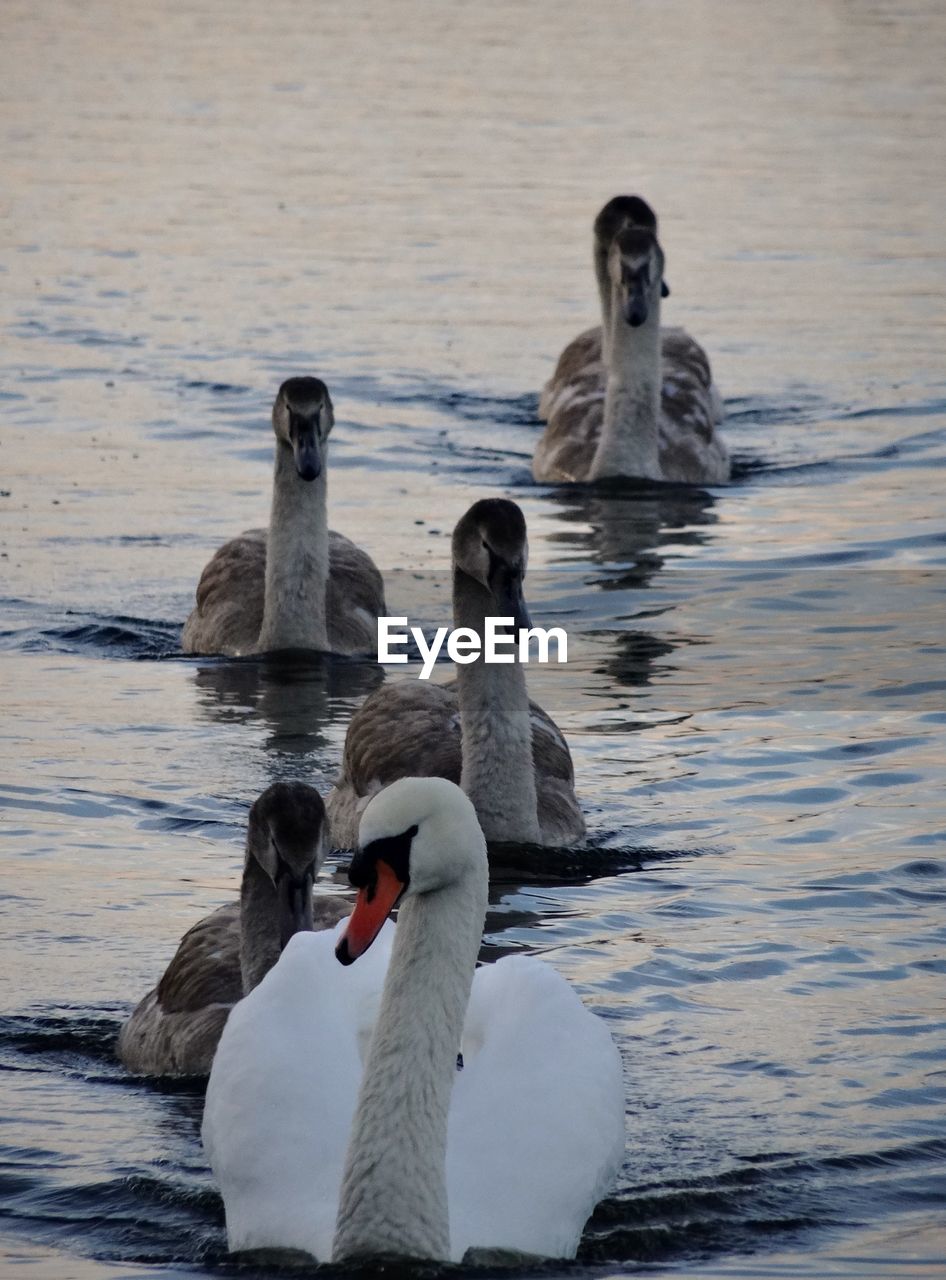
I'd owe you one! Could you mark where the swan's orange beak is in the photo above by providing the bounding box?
[336,859,405,966]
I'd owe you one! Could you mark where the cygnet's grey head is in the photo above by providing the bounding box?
[246,781,329,946]
[336,777,486,966]
[451,498,532,630]
[272,377,335,482]
[595,196,670,303]
[594,194,658,246]
[608,225,668,329]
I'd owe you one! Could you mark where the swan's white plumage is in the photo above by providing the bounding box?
[203,926,624,1262]
[448,955,625,1260]
[202,920,394,1260]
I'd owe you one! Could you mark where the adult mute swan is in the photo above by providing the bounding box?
[326,498,584,847]
[535,196,730,485]
[202,777,625,1263]
[182,377,386,656]
[118,782,348,1076]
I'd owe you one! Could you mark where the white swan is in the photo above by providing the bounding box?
[202,777,625,1263]
[326,498,584,847]
[535,196,730,485]
[182,377,386,656]
[118,782,348,1076]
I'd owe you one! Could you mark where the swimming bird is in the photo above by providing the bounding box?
[117,782,348,1076]
[202,777,625,1263]
[534,196,730,485]
[538,195,661,420]
[182,377,386,656]
[326,498,584,848]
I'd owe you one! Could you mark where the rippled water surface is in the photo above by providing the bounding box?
[2,1,946,1276]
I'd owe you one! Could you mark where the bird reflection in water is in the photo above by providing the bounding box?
[192,651,384,769]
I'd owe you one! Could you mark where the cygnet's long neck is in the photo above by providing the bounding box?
[256,444,329,652]
[590,291,663,482]
[333,862,488,1262]
[594,238,614,364]
[238,855,280,993]
[453,569,541,844]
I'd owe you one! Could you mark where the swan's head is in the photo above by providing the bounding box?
[608,224,670,328]
[272,377,335,482]
[336,777,486,965]
[593,194,658,247]
[593,196,670,296]
[246,781,329,946]
[451,498,532,630]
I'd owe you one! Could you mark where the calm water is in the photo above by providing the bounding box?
[2,1,946,1276]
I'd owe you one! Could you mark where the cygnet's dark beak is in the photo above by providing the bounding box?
[489,562,532,631]
[277,863,315,948]
[292,425,322,482]
[623,282,649,328]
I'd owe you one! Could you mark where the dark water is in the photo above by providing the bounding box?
[2,1,946,1276]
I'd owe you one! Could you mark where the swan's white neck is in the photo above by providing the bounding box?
[453,569,541,844]
[257,444,329,652]
[590,292,663,482]
[333,863,487,1262]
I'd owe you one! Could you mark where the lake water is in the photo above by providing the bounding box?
[2,1,945,1276]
